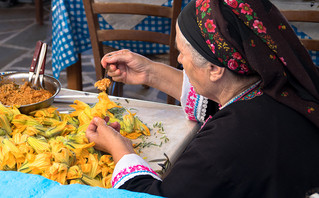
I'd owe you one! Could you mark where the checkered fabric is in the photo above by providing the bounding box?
[51,0,190,79]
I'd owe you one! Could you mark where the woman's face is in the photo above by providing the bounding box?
[176,24,210,96]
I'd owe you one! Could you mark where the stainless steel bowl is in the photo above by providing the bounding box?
[0,72,61,114]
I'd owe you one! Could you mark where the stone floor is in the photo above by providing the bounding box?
[0,1,170,104]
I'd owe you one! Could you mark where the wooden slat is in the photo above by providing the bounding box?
[281,10,319,23]
[169,0,182,69]
[66,54,83,90]
[35,0,43,25]
[97,30,170,45]
[300,39,319,52]
[280,10,319,53]
[83,0,105,81]
[92,3,173,18]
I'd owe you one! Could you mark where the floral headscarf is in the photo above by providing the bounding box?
[178,0,319,128]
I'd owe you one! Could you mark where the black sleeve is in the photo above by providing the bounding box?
[118,96,319,198]
[117,110,252,198]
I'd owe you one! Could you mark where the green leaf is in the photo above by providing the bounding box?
[108,107,126,119]
[246,15,253,21]
[201,12,206,19]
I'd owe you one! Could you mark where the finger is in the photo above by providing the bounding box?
[92,117,107,127]
[106,64,118,71]
[85,126,97,142]
[86,120,97,132]
[102,51,131,66]
[112,75,125,83]
[101,53,121,66]
[109,122,121,132]
[104,116,110,123]
[106,49,127,57]
[107,67,122,77]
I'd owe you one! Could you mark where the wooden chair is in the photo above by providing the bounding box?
[83,0,182,104]
[280,10,319,52]
[35,0,43,25]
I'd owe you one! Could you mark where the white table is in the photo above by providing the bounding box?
[54,88,200,172]
[96,0,168,30]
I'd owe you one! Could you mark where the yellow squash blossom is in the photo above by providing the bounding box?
[0,92,151,188]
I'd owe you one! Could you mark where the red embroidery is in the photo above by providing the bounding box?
[281,91,288,97]
[185,86,198,121]
[112,164,158,187]
[307,107,315,114]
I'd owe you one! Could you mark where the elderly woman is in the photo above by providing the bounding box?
[86,0,319,197]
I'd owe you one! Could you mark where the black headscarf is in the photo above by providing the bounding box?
[178,0,319,128]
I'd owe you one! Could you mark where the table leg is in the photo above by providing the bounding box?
[35,0,43,25]
[67,54,83,90]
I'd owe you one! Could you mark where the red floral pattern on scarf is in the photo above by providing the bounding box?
[222,0,278,53]
[196,0,253,74]
[200,0,210,12]
[195,0,319,127]
[252,20,267,34]
[239,3,252,15]
[204,19,216,32]
[224,0,238,8]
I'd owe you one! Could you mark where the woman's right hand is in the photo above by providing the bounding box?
[101,49,154,86]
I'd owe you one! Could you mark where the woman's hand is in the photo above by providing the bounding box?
[101,49,154,86]
[101,49,184,101]
[86,116,135,164]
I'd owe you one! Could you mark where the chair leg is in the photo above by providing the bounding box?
[67,54,83,90]
[35,0,43,25]
[118,82,123,97]
[108,81,123,97]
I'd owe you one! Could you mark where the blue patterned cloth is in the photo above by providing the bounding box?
[51,0,191,79]
[0,171,162,198]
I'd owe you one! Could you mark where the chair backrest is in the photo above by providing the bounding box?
[280,10,319,52]
[83,0,182,104]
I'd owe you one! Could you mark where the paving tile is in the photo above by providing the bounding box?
[0,7,35,20]
[0,32,14,42]
[4,23,51,48]
[0,46,27,69]
[7,57,32,72]
[10,56,52,72]
[0,19,33,33]
[82,64,96,73]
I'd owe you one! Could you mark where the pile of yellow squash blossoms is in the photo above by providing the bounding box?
[0,92,150,188]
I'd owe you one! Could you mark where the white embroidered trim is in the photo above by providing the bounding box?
[111,154,161,189]
[181,70,192,120]
[181,70,208,123]
[196,96,208,123]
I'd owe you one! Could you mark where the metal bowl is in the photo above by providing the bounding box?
[0,72,62,114]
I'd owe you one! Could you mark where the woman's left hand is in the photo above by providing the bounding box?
[86,117,135,164]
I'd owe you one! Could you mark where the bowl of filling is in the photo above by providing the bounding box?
[0,72,61,114]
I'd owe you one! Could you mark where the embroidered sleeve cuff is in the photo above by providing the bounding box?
[111,154,161,188]
[180,70,208,123]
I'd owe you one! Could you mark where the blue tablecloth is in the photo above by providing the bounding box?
[0,171,162,198]
[51,0,191,79]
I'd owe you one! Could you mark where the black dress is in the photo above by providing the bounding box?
[119,93,319,198]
